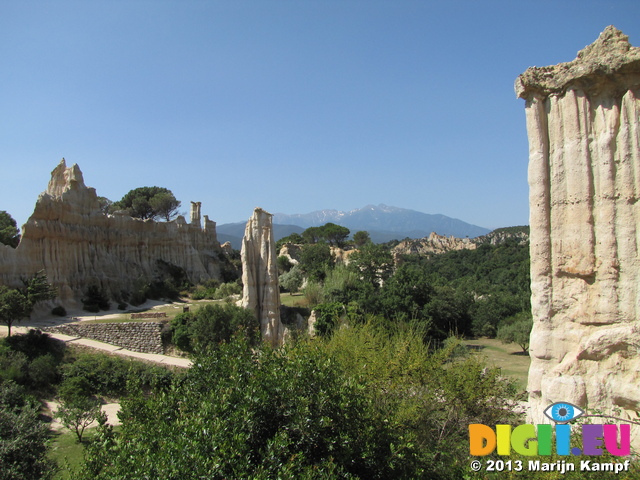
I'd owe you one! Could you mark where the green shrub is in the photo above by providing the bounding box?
[0,381,55,480]
[82,285,111,312]
[212,282,241,299]
[78,336,413,479]
[312,302,344,337]
[51,305,67,316]
[169,304,259,353]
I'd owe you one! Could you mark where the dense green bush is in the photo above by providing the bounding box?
[0,330,65,392]
[60,352,174,398]
[170,303,259,353]
[78,336,416,479]
[312,301,344,337]
[279,264,304,293]
[0,381,55,480]
[82,285,111,312]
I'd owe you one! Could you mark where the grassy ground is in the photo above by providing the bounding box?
[280,292,309,308]
[461,337,530,392]
[49,426,122,479]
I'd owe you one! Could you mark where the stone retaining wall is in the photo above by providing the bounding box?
[130,312,167,319]
[44,322,164,354]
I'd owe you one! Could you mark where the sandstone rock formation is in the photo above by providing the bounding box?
[517,26,640,436]
[240,208,284,347]
[391,228,529,257]
[0,160,223,306]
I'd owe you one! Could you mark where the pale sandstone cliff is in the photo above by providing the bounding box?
[0,160,222,307]
[240,208,284,347]
[391,228,529,257]
[517,26,640,435]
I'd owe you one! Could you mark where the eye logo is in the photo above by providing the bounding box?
[543,402,585,423]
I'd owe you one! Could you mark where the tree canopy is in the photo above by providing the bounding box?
[0,271,57,336]
[0,211,20,248]
[112,187,181,221]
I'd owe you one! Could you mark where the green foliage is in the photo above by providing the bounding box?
[497,311,533,353]
[302,280,324,307]
[52,305,67,316]
[0,330,65,392]
[276,255,294,274]
[170,303,259,353]
[299,223,350,247]
[322,264,360,303]
[78,336,415,479]
[348,243,394,287]
[190,281,241,300]
[111,186,181,221]
[275,232,304,251]
[0,271,57,336]
[0,286,31,337]
[82,285,111,312]
[324,322,518,478]
[0,210,20,248]
[299,242,333,282]
[60,352,174,398]
[312,302,344,337]
[352,230,371,247]
[56,396,105,443]
[279,264,304,293]
[21,269,57,304]
[0,381,55,480]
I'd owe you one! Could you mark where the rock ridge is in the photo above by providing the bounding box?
[0,160,223,307]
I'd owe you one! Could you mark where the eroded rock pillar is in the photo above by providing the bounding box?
[240,208,284,347]
[516,26,640,438]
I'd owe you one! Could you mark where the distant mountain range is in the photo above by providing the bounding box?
[217,204,490,249]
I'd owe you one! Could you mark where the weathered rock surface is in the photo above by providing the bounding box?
[391,228,529,257]
[240,208,284,347]
[517,26,640,439]
[0,160,223,306]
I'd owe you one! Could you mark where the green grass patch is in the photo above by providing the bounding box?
[280,292,309,308]
[461,337,530,392]
[49,426,122,479]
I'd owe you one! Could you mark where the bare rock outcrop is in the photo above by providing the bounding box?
[517,26,640,436]
[0,160,223,306]
[240,208,284,347]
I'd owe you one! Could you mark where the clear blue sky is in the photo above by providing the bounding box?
[2,1,639,231]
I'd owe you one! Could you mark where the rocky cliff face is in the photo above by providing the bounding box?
[391,228,529,257]
[0,160,222,306]
[240,208,284,347]
[517,26,640,436]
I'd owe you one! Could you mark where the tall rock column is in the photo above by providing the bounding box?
[240,208,284,347]
[516,26,640,434]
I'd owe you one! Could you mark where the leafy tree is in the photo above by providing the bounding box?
[353,230,371,247]
[21,270,57,304]
[323,222,350,247]
[279,264,304,294]
[497,311,533,353]
[0,287,31,337]
[112,186,181,221]
[348,243,394,288]
[0,211,20,248]
[0,381,55,480]
[56,396,105,443]
[298,242,333,282]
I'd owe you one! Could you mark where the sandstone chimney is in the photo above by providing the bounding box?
[517,26,640,440]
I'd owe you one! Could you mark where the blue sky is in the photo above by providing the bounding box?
[2,1,639,231]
